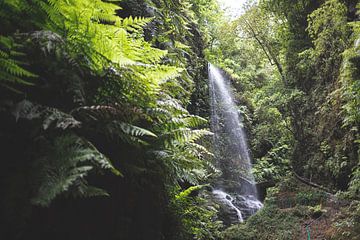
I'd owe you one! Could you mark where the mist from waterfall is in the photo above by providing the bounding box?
[209,63,262,223]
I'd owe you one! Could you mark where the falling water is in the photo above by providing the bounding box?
[209,63,262,223]
[212,190,243,222]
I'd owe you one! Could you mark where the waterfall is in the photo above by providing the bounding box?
[209,63,262,223]
[212,190,244,222]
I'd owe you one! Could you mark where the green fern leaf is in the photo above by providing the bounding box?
[32,134,120,207]
[12,100,81,130]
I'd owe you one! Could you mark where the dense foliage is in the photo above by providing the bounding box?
[0,0,222,239]
[205,0,359,239]
[207,0,359,194]
[0,0,359,239]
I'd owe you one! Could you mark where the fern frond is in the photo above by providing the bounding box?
[33,0,63,27]
[120,16,153,31]
[0,71,34,85]
[141,65,183,85]
[183,115,207,128]
[28,31,65,55]
[119,122,157,138]
[32,134,120,207]
[71,104,156,145]
[154,115,206,133]
[103,121,155,146]
[12,100,81,130]
[146,107,172,119]
[74,185,110,198]
[157,98,188,114]
[185,142,214,157]
[163,128,212,148]
[0,35,36,90]
[72,104,146,122]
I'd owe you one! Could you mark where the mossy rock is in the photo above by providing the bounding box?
[221,204,301,240]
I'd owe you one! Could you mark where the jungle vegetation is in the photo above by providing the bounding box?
[0,0,359,239]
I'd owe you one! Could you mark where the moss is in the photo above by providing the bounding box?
[221,204,302,240]
[221,178,336,240]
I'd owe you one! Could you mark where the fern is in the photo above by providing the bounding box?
[176,185,207,200]
[0,0,216,218]
[120,16,153,32]
[146,90,215,184]
[71,104,157,146]
[151,110,214,184]
[72,104,146,122]
[32,134,120,207]
[40,0,169,71]
[0,35,36,91]
[156,97,189,115]
[100,121,155,146]
[163,128,212,148]
[12,100,81,130]
[119,122,157,138]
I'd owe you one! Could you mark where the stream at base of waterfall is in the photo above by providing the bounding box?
[209,63,263,224]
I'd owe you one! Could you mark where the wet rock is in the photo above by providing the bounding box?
[211,189,263,226]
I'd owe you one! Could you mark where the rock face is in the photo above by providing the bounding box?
[234,194,263,220]
[212,190,243,225]
[211,189,263,226]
